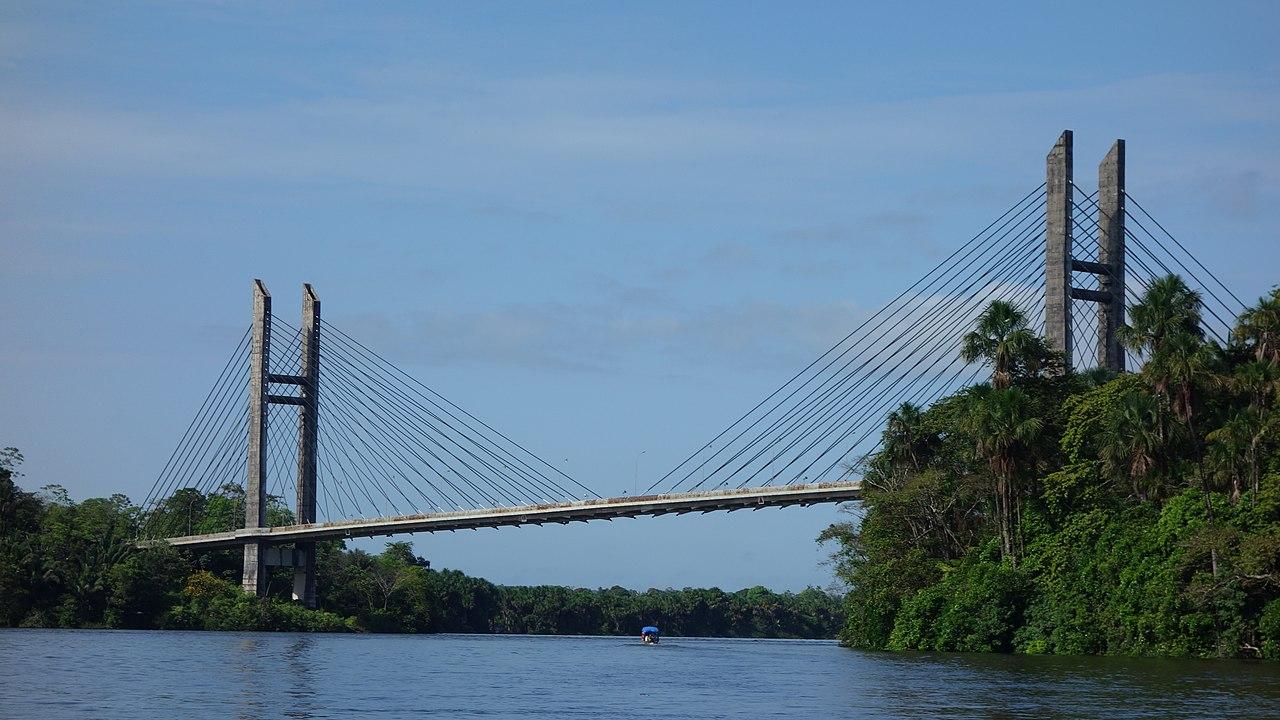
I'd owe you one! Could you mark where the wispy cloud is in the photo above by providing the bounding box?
[4,70,1277,199]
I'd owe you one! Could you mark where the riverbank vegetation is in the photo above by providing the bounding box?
[0,451,842,636]
[821,278,1280,658]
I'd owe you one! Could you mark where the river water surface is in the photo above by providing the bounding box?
[2,629,1278,719]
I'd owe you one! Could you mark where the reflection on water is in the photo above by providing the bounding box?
[1,629,1277,719]
[282,636,317,719]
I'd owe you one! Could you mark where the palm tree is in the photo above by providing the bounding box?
[1207,408,1276,502]
[1143,331,1218,434]
[1099,390,1173,501]
[961,301,1050,389]
[881,402,935,474]
[1119,274,1204,358]
[1234,287,1280,364]
[1226,360,1279,412]
[964,386,1043,565]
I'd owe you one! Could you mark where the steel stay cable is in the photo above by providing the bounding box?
[697,222,1048,492]
[141,326,252,513]
[143,359,251,527]
[315,424,369,519]
[141,328,252,515]
[320,391,424,514]
[806,258,1051,483]
[823,341,996,483]
[320,320,598,497]
[765,245,1049,487]
[321,397,415,516]
[1125,191,1246,309]
[263,327,306,524]
[319,356,509,508]
[260,319,360,522]
[315,444,348,521]
[1125,233,1233,341]
[266,407,303,525]
[158,319,295,528]
[185,405,250,505]
[660,197,1049,493]
[320,385,460,513]
[264,316,419,512]
[319,325,589,501]
[1068,205,1229,345]
[320,373,477,510]
[1072,189,1234,338]
[644,185,1048,493]
[318,335,566,505]
[832,286,1049,483]
[1064,209,1163,356]
[707,230,1048,492]
[807,263,1050,482]
[712,226,1047,491]
[318,350,530,508]
[689,218,1047,492]
[316,409,401,515]
[655,190,1049,493]
[319,394,423,513]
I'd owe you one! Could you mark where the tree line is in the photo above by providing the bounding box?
[0,453,842,637]
[821,278,1280,658]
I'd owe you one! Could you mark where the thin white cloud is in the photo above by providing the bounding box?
[3,71,1277,197]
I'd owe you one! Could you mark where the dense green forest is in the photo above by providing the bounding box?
[0,450,842,636]
[821,278,1280,658]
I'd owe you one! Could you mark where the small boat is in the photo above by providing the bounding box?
[641,625,660,644]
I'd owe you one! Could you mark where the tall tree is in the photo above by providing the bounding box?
[961,301,1050,389]
[1207,408,1275,502]
[1099,390,1174,501]
[1143,331,1218,435]
[1234,287,1280,364]
[881,403,936,476]
[964,386,1043,565]
[1119,274,1204,358]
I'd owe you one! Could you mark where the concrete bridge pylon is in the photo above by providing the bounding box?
[242,280,321,607]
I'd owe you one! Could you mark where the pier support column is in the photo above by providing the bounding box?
[242,280,271,596]
[1045,130,1074,368]
[293,284,320,608]
[1096,140,1126,372]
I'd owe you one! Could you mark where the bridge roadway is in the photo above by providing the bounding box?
[151,481,863,550]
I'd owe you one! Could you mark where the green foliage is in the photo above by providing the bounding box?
[1261,599,1280,659]
[822,283,1280,659]
[167,571,354,632]
[889,554,1027,652]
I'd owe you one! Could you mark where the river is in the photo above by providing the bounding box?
[1,630,1277,718]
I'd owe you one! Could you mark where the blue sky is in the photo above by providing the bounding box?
[2,2,1278,591]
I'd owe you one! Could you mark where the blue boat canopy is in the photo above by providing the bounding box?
[641,626,659,634]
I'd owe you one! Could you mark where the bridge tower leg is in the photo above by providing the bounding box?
[1045,130,1074,368]
[242,280,271,596]
[1095,140,1126,372]
[292,284,320,608]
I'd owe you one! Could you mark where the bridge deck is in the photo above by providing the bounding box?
[151,482,862,550]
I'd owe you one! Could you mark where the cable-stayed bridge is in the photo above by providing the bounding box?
[138,131,1246,606]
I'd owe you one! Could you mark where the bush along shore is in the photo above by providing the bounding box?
[821,279,1280,658]
[0,449,842,636]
